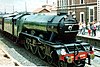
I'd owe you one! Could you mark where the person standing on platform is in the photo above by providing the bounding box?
[87,23,91,36]
[82,21,86,35]
[90,23,94,36]
[93,23,97,36]
[78,22,83,34]
[91,21,97,36]
[88,28,91,36]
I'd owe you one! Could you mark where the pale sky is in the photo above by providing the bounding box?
[0,0,57,13]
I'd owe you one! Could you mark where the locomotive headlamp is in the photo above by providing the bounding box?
[67,57,73,63]
[90,54,95,59]
[61,49,66,55]
[68,26,72,31]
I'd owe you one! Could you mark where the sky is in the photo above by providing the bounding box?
[0,0,57,13]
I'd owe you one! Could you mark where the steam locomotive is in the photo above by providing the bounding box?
[0,13,94,67]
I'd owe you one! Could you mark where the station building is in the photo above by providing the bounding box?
[57,0,97,24]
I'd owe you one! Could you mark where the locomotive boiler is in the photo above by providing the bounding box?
[0,13,94,67]
[20,14,79,43]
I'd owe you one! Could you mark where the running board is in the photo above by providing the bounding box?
[21,32,56,45]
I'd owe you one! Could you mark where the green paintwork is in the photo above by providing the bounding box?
[23,22,47,31]
[17,14,55,35]
[4,17,13,34]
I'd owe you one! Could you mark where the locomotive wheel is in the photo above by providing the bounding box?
[38,46,46,59]
[58,61,67,67]
[30,39,38,54]
[30,45,37,54]
[24,37,30,50]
